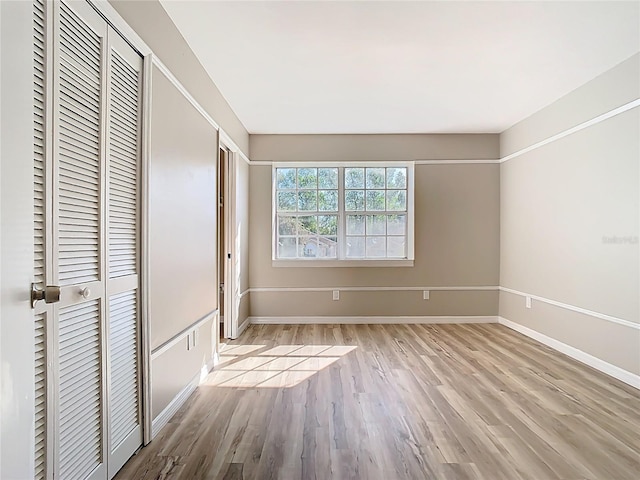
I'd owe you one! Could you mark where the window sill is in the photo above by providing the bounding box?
[272,259,414,268]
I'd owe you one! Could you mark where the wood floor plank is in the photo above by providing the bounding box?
[115,324,640,480]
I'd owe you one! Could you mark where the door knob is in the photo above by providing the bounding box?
[80,287,91,299]
[31,283,61,308]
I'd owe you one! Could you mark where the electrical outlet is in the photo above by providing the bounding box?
[333,290,340,301]
[526,296,532,309]
[423,290,430,300]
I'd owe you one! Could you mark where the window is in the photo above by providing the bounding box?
[273,164,414,265]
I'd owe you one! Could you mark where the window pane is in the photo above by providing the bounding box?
[387,214,406,235]
[278,238,297,258]
[387,168,407,188]
[346,215,365,235]
[387,236,406,257]
[387,190,406,211]
[277,191,296,211]
[278,216,297,235]
[345,168,364,188]
[276,168,296,189]
[318,190,338,211]
[345,190,365,211]
[366,190,385,211]
[318,168,338,189]
[366,215,386,235]
[299,215,317,234]
[317,237,337,258]
[366,168,385,188]
[318,215,337,236]
[298,237,317,257]
[366,237,386,257]
[298,191,317,211]
[346,236,365,257]
[297,168,317,189]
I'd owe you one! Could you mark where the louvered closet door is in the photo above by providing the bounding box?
[33,0,144,479]
[54,1,108,479]
[105,29,143,479]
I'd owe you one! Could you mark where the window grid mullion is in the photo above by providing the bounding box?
[338,167,345,260]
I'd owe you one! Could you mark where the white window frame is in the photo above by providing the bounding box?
[272,162,415,267]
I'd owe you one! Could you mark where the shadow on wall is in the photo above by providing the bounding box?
[204,344,358,388]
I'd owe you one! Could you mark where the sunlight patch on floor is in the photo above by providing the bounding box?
[205,344,358,388]
[217,344,267,367]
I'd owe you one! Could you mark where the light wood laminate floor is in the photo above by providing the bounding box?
[115,324,640,480]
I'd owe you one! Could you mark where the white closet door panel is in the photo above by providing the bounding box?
[59,2,101,72]
[34,0,46,289]
[108,48,140,280]
[109,291,139,449]
[34,312,47,480]
[57,0,102,287]
[106,30,143,478]
[34,1,49,478]
[58,299,102,480]
[55,3,108,480]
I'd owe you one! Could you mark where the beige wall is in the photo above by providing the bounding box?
[148,67,219,414]
[249,134,500,318]
[109,0,249,154]
[149,67,218,349]
[501,54,640,157]
[250,133,498,161]
[151,317,214,418]
[499,54,640,375]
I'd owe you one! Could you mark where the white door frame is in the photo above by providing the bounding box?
[139,52,153,446]
[219,139,239,340]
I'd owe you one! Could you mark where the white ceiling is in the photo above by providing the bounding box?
[160,1,640,134]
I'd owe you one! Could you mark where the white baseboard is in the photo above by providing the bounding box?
[249,315,498,325]
[151,355,216,439]
[498,316,640,390]
[236,316,251,337]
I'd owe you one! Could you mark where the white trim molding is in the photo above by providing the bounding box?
[251,159,500,167]
[250,316,498,325]
[414,159,500,165]
[249,285,499,293]
[499,287,640,330]
[220,129,250,165]
[150,310,218,360]
[237,316,251,337]
[151,371,198,439]
[150,355,216,439]
[500,98,640,163]
[498,317,640,389]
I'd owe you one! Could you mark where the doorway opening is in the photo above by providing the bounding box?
[219,147,227,344]
[218,145,237,344]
